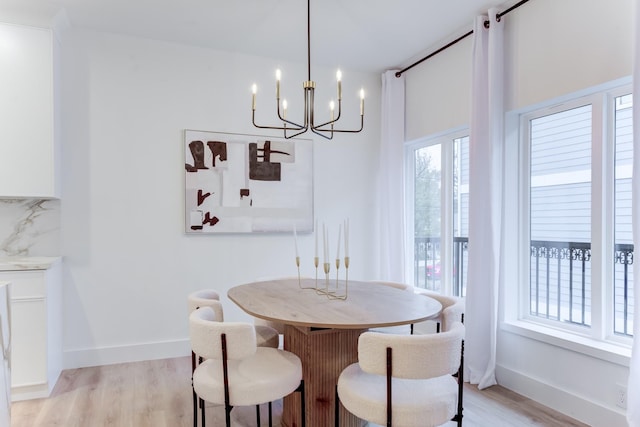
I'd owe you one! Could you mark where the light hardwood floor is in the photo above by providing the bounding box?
[11,356,589,427]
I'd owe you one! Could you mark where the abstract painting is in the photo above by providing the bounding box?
[184,130,313,233]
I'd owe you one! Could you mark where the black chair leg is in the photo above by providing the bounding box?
[191,353,196,427]
[192,389,198,427]
[295,380,306,427]
[268,402,273,427]
[199,397,205,427]
[224,403,232,427]
[451,337,464,426]
[334,385,340,427]
[256,404,261,426]
[456,340,464,426]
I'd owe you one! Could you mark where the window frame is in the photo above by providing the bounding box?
[404,127,469,295]
[503,77,633,363]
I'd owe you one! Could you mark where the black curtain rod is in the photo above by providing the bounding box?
[395,0,531,78]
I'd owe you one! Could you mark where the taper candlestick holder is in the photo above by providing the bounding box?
[327,256,349,300]
[297,256,315,289]
[323,262,331,293]
[344,256,350,284]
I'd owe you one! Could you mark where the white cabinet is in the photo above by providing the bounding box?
[0,23,60,198]
[1,261,61,401]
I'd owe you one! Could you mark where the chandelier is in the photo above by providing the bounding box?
[251,0,364,140]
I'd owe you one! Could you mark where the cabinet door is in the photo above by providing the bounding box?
[2,270,47,390]
[11,298,47,387]
[0,23,56,198]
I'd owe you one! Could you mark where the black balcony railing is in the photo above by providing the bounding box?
[414,237,634,337]
[414,237,468,297]
[529,240,592,327]
[614,243,634,336]
[530,240,633,337]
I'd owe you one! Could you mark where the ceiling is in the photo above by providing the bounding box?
[0,0,518,73]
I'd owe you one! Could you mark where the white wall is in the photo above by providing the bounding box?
[405,36,473,141]
[58,29,381,367]
[404,0,633,425]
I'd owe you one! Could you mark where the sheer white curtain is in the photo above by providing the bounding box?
[629,2,640,425]
[375,70,406,282]
[465,9,504,389]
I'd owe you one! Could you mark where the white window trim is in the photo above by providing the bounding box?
[503,76,633,363]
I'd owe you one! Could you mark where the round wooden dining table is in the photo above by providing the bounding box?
[228,277,442,427]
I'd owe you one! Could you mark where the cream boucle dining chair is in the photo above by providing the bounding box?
[187,289,280,427]
[190,307,306,427]
[413,291,463,334]
[187,289,280,348]
[441,298,465,426]
[336,322,465,427]
[413,292,466,426]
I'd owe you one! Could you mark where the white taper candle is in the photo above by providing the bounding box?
[345,218,349,257]
[323,223,327,263]
[336,224,342,259]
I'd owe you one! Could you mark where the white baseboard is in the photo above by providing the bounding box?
[12,382,51,402]
[63,338,191,369]
[496,364,627,427]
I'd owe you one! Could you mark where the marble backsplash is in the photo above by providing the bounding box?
[0,199,60,257]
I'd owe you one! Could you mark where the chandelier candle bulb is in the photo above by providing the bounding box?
[330,101,335,121]
[276,69,281,98]
[293,224,299,257]
[336,70,342,100]
[252,84,257,110]
[360,89,365,116]
[282,99,288,119]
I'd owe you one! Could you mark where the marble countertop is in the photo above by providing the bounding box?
[0,256,61,271]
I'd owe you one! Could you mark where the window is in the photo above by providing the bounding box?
[521,84,634,341]
[528,104,592,327]
[405,131,469,297]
